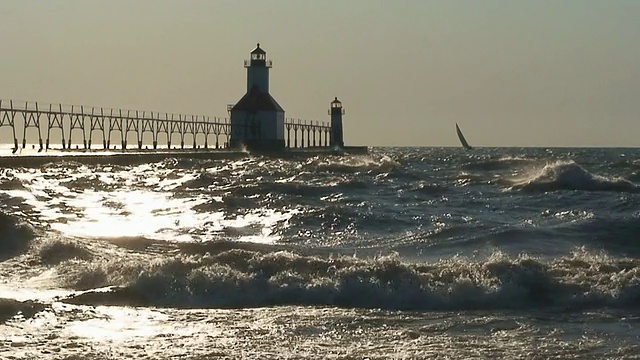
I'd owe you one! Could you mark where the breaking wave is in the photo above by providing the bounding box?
[58,246,640,311]
[509,161,639,193]
[36,238,94,265]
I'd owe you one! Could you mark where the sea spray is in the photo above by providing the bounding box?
[509,160,638,192]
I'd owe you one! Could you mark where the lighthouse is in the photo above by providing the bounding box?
[230,44,285,151]
[329,97,344,148]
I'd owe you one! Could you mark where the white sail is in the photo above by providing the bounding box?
[456,123,473,150]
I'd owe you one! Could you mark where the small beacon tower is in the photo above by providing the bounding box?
[230,44,285,151]
[329,97,344,148]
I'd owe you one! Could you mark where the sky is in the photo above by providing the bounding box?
[0,0,639,147]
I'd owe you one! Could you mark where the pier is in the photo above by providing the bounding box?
[0,44,367,159]
[0,99,331,153]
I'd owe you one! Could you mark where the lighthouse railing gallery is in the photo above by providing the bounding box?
[0,100,330,151]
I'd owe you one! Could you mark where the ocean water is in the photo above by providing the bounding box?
[0,147,639,359]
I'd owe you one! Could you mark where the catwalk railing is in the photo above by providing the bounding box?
[0,100,331,152]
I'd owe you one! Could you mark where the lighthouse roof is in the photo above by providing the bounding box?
[251,43,266,55]
[232,85,284,113]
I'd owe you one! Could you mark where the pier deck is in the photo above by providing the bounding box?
[0,146,369,167]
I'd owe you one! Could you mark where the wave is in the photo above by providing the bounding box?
[231,181,351,198]
[408,181,448,195]
[185,177,374,216]
[627,172,640,183]
[284,205,416,245]
[60,174,120,192]
[304,155,401,175]
[454,173,484,187]
[565,215,640,255]
[0,212,35,261]
[396,211,640,258]
[509,161,639,193]
[608,159,640,170]
[462,157,534,172]
[0,298,48,323]
[0,169,27,190]
[36,239,94,265]
[58,246,640,311]
[178,171,226,190]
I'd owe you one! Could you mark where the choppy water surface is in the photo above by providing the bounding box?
[1,147,639,359]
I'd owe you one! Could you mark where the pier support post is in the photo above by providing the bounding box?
[62,139,66,149]
[168,141,172,149]
[153,141,157,149]
[180,141,184,149]
[122,141,126,150]
[22,139,26,149]
[107,140,111,149]
[88,140,92,149]
[46,139,49,150]
[103,140,107,149]
[83,140,87,149]
[68,139,72,149]
[138,141,142,149]
[39,139,43,151]
[204,140,208,149]
[13,139,18,151]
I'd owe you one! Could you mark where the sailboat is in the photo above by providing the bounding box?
[455,123,473,150]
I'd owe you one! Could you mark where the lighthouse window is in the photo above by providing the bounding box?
[252,54,265,60]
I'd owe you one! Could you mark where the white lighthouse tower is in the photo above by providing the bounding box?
[246,44,269,93]
[330,97,344,148]
[230,44,285,151]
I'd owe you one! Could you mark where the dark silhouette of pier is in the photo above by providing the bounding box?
[0,100,331,153]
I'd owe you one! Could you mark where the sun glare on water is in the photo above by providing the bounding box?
[49,189,294,243]
[50,190,209,240]
[3,165,296,244]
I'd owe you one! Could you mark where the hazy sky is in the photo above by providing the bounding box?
[0,0,639,147]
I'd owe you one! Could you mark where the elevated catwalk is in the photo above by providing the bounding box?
[0,100,334,152]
